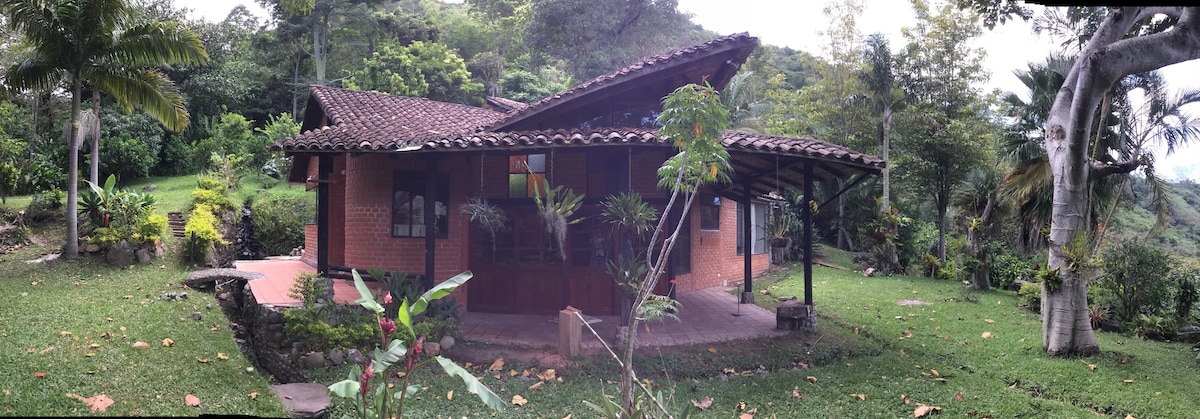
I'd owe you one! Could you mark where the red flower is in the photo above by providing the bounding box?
[379,317,396,340]
[360,362,374,397]
[669,279,677,285]
[406,335,425,371]
[382,293,393,305]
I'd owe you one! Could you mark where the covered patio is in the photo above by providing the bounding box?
[235,259,785,349]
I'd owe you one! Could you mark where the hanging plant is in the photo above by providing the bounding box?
[600,192,659,239]
[459,196,508,250]
[532,178,584,261]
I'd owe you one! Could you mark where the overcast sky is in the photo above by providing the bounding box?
[176,0,1199,180]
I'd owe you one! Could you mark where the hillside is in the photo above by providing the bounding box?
[1106,177,1200,257]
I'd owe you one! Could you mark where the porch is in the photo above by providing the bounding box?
[235,259,785,349]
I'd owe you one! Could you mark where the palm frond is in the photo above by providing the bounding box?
[110,21,209,68]
[89,69,188,131]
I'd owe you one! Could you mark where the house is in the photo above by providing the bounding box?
[274,33,884,317]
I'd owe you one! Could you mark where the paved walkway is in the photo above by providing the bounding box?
[459,286,786,349]
[235,259,786,348]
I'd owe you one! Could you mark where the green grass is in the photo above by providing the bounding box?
[310,264,1200,418]
[0,225,288,416]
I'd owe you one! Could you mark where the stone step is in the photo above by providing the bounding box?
[271,383,330,419]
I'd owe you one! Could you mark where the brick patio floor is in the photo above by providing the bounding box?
[236,259,786,348]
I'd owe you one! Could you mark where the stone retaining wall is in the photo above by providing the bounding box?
[216,279,308,384]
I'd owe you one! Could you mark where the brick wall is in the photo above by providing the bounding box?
[302,224,317,266]
[673,196,769,292]
[339,153,473,306]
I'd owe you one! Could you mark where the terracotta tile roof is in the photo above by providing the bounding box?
[488,32,758,130]
[484,96,527,112]
[273,86,505,151]
[413,128,884,171]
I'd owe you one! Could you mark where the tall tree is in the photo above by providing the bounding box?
[856,33,904,212]
[2,0,208,257]
[967,2,1200,355]
[894,0,994,263]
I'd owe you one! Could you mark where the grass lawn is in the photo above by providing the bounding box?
[0,224,288,416]
[314,264,1200,418]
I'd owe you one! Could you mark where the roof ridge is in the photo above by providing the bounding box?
[487,32,757,131]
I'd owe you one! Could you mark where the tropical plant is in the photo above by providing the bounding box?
[0,0,209,257]
[1098,239,1174,324]
[327,270,504,418]
[459,196,508,250]
[531,179,583,261]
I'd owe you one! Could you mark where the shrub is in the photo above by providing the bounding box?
[283,306,380,352]
[1135,313,1176,341]
[252,195,312,256]
[1173,268,1199,323]
[24,189,64,223]
[135,213,167,245]
[184,203,226,262]
[412,318,458,343]
[1018,282,1041,312]
[1099,239,1174,323]
[87,227,124,248]
[287,272,330,307]
[191,189,233,213]
[988,246,1029,289]
[196,174,225,192]
[99,131,157,181]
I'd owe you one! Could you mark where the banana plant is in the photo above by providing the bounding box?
[328,270,504,419]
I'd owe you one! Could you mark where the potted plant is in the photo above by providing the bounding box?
[600,192,658,326]
[763,208,796,248]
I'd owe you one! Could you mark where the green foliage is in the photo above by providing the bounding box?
[87,227,125,248]
[23,189,64,223]
[135,213,167,245]
[345,41,483,105]
[184,203,227,262]
[17,156,65,195]
[327,270,503,417]
[411,318,458,343]
[208,153,247,190]
[1172,268,1199,323]
[283,305,380,352]
[256,113,300,178]
[99,132,157,181]
[600,192,658,238]
[80,175,158,246]
[1018,282,1041,311]
[252,194,312,256]
[1135,313,1176,341]
[988,246,1029,290]
[655,84,732,192]
[607,253,648,294]
[1099,239,1174,323]
[196,174,225,192]
[532,179,584,261]
[288,272,329,307]
[497,66,572,102]
[459,196,508,243]
[191,189,234,213]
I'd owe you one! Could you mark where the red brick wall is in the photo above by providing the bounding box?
[302,223,317,266]
[340,153,473,306]
[330,156,346,266]
[673,196,769,292]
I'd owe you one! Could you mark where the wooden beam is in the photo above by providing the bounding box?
[424,156,439,290]
[741,179,754,303]
[803,161,814,306]
[317,155,332,279]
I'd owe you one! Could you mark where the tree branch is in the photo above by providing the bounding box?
[1090,158,1140,178]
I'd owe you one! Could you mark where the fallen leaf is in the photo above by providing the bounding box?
[1088,364,1097,371]
[33,372,47,379]
[914,403,942,418]
[739,413,754,419]
[511,394,527,406]
[901,331,913,339]
[537,368,556,381]
[1125,415,1136,419]
[123,295,132,299]
[736,401,746,411]
[489,358,505,371]
[1008,382,1018,389]
[249,392,258,400]
[162,338,174,347]
[930,369,940,377]
[792,388,802,398]
[89,343,101,348]
[806,376,817,383]
[692,395,713,410]
[493,374,501,380]
[66,393,114,413]
[528,381,543,391]
[60,331,72,337]
[707,347,716,353]
[118,326,126,332]
[217,353,229,360]
[132,341,151,350]
[955,391,963,401]
[723,367,736,374]
[447,390,454,401]
[850,393,866,400]
[38,346,54,355]
[1122,379,1134,383]
[562,415,572,419]
[984,319,994,323]
[981,332,993,339]
[901,394,910,404]
[509,369,518,377]
[185,394,200,407]
[197,358,211,363]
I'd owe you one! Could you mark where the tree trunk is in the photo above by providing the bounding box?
[937,191,947,264]
[65,81,82,258]
[89,90,100,186]
[313,11,329,84]
[880,106,892,212]
[292,55,302,118]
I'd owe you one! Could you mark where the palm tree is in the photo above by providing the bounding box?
[2,0,208,257]
[856,33,904,212]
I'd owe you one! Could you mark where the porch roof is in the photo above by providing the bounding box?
[420,128,883,198]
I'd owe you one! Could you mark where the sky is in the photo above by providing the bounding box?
[177,0,1199,180]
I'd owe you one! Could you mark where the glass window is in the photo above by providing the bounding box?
[392,171,449,238]
[699,194,720,230]
[736,202,767,255]
[508,153,547,198]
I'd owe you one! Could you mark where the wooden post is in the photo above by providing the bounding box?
[558,306,582,357]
